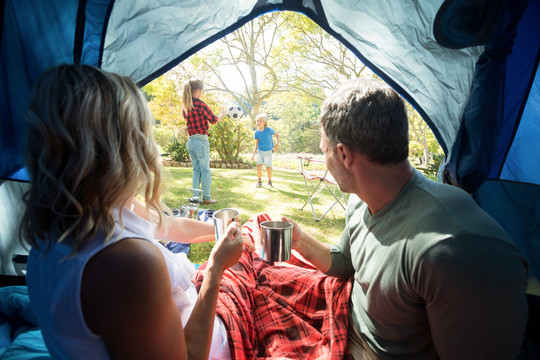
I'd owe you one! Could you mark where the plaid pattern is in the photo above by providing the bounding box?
[194,213,353,360]
[183,98,219,136]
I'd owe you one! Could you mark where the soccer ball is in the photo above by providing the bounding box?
[227,105,243,119]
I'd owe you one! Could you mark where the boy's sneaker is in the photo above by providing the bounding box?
[267,181,274,188]
[256,180,262,188]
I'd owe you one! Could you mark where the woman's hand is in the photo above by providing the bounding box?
[208,222,244,272]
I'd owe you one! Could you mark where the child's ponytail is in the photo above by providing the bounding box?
[182,80,204,113]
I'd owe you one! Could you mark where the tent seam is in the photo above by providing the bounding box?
[97,0,115,69]
[74,0,88,64]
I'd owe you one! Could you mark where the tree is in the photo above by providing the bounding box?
[407,103,442,166]
[171,12,289,125]
[262,92,322,153]
[142,77,182,131]
[145,10,442,164]
[277,12,369,101]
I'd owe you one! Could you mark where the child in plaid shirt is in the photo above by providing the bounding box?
[182,80,226,205]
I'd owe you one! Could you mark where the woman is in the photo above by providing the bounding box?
[182,80,225,205]
[21,64,244,359]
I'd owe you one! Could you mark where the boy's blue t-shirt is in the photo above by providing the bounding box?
[254,127,275,151]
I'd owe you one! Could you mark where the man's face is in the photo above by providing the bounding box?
[320,130,351,193]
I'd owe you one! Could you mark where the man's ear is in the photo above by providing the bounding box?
[336,143,353,169]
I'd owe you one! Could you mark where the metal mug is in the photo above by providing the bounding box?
[213,208,240,242]
[258,221,293,262]
[181,203,199,219]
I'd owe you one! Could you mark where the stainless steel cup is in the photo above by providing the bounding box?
[213,208,240,242]
[258,221,293,262]
[181,203,199,219]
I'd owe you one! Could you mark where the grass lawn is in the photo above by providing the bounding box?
[160,166,347,264]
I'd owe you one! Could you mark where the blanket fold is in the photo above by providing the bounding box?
[194,213,352,360]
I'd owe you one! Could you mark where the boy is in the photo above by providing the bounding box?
[251,114,279,188]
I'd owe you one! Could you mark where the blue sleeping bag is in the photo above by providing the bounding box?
[0,286,50,359]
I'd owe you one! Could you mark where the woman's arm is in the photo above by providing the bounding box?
[81,238,189,359]
[274,132,279,152]
[130,198,215,243]
[183,223,244,358]
[81,223,244,360]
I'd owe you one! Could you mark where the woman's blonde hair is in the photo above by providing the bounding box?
[182,79,204,113]
[21,64,166,252]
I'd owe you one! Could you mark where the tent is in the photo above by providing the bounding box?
[1,0,539,357]
[1,0,539,283]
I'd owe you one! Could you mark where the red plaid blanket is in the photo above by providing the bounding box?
[193,213,353,359]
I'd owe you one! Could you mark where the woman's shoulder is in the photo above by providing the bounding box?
[85,238,164,279]
[81,238,176,338]
[81,238,170,332]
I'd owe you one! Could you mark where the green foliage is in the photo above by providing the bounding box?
[407,103,443,167]
[153,126,175,149]
[263,94,322,153]
[143,77,183,130]
[416,152,445,181]
[209,117,252,162]
[166,137,190,162]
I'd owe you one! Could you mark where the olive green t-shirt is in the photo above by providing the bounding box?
[327,170,529,359]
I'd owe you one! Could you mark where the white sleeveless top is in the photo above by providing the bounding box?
[26,207,230,359]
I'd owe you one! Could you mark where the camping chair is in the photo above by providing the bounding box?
[298,156,348,221]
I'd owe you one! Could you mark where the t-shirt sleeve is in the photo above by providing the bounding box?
[325,225,355,279]
[325,196,357,279]
[416,235,529,359]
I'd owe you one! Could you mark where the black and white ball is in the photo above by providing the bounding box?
[227,105,243,119]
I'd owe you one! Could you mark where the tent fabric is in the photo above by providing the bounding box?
[1,0,484,180]
[0,1,538,276]
[446,0,538,191]
[475,180,540,280]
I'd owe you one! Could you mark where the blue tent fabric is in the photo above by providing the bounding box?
[476,180,540,280]
[441,0,540,278]
[446,0,539,191]
[0,0,539,279]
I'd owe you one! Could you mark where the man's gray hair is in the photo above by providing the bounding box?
[319,78,409,165]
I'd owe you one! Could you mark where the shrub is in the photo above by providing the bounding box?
[166,137,190,162]
[417,152,445,181]
[153,126,175,149]
[209,117,252,162]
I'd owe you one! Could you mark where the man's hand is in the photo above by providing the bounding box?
[281,216,332,272]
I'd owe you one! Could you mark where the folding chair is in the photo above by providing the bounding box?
[298,156,348,221]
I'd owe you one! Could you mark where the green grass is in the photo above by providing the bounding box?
[161,166,347,264]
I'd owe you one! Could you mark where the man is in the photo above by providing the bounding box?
[285,78,529,359]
